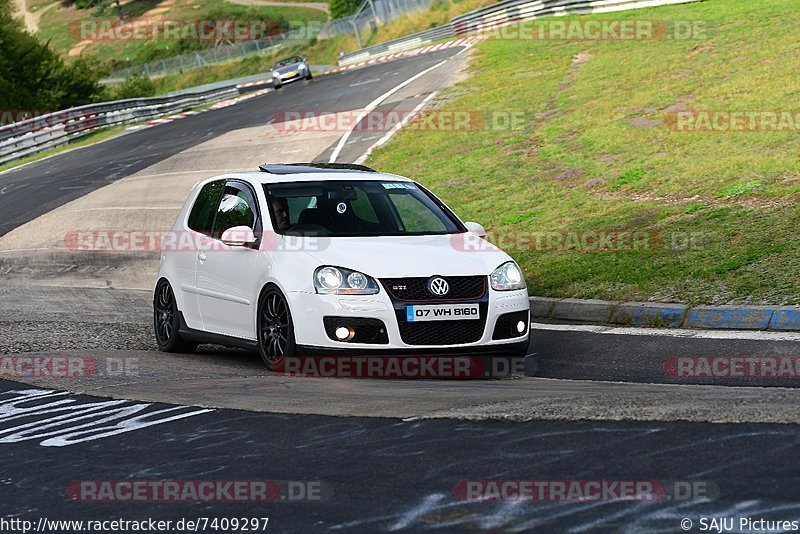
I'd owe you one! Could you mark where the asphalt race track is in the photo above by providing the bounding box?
[2,44,800,532]
[4,379,800,531]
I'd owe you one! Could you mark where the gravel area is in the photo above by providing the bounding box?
[0,320,154,354]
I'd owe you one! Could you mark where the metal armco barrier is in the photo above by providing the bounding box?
[338,0,704,65]
[0,86,239,166]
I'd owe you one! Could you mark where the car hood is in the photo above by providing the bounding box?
[274,64,301,74]
[300,233,512,278]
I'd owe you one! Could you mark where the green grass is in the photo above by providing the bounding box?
[367,0,800,305]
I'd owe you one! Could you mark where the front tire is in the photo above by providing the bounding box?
[154,280,197,353]
[257,286,297,369]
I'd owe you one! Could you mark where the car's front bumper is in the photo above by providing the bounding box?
[274,70,306,84]
[288,288,530,355]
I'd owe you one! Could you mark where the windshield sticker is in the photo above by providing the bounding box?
[382,182,416,190]
[336,202,347,214]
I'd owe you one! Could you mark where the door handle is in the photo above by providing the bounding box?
[198,252,207,263]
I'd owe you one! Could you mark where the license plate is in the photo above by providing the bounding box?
[285,72,298,78]
[406,304,480,322]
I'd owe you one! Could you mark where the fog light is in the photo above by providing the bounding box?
[516,320,526,333]
[335,326,355,341]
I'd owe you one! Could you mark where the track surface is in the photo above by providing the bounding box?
[2,46,800,531]
[3,379,800,532]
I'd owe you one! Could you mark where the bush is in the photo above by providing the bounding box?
[73,0,109,9]
[330,0,362,19]
[111,74,157,100]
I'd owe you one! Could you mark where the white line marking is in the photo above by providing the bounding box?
[123,169,239,180]
[348,78,380,87]
[0,247,74,253]
[531,321,800,341]
[354,91,438,165]
[60,206,182,212]
[329,58,449,163]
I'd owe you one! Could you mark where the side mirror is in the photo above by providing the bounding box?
[221,226,257,247]
[464,221,486,238]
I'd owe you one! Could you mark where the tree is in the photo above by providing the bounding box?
[329,0,363,20]
[0,0,105,111]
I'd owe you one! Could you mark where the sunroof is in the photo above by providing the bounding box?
[259,163,377,174]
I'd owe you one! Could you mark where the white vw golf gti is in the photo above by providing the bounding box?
[154,163,530,368]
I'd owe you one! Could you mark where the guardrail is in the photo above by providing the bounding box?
[338,23,454,65]
[338,0,704,65]
[107,25,319,81]
[0,86,240,166]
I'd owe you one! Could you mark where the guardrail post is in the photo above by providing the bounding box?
[350,18,363,49]
[368,0,381,25]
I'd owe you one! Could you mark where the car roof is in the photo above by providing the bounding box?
[212,163,413,185]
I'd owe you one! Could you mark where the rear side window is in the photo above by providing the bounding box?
[188,180,224,235]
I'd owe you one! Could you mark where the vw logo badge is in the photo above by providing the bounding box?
[428,277,449,296]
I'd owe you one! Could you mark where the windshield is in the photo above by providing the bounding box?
[273,57,302,68]
[263,180,465,237]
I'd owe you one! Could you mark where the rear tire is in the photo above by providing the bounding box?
[257,286,297,370]
[154,279,197,353]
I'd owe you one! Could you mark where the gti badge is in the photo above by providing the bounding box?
[428,277,450,296]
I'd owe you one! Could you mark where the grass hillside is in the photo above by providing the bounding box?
[368,0,800,305]
[33,0,327,70]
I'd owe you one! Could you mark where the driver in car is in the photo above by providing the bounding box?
[272,197,291,232]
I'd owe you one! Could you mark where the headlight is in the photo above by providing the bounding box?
[272,71,280,79]
[298,63,307,70]
[314,266,379,295]
[490,261,526,291]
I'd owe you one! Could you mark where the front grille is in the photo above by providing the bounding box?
[323,317,389,344]
[395,305,487,345]
[492,310,530,340]
[381,276,486,302]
